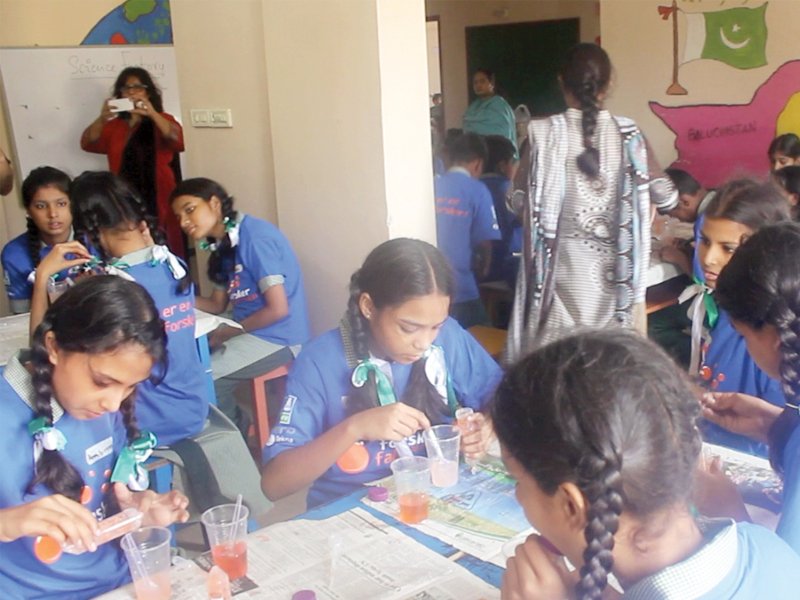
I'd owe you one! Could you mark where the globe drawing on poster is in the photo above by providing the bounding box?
[81,0,173,45]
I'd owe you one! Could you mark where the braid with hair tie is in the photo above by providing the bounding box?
[345,269,381,415]
[27,321,84,501]
[576,77,601,178]
[26,217,42,269]
[576,456,624,600]
[118,396,142,445]
[769,297,800,472]
[207,192,239,286]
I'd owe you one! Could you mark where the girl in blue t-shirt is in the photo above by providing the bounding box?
[29,171,209,446]
[691,179,790,455]
[704,221,800,555]
[261,238,502,507]
[0,276,188,599]
[170,177,310,427]
[495,330,800,600]
[1,167,73,314]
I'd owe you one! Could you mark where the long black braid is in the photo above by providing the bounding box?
[559,43,611,179]
[70,171,191,294]
[343,239,455,424]
[20,166,72,268]
[716,221,800,473]
[492,330,701,600]
[27,276,166,501]
[170,178,238,287]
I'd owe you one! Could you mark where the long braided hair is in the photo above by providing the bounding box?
[559,43,611,179]
[70,171,192,294]
[345,238,455,424]
[27,276,167,501]
[170,178,238,287]
[21,166,72,267]
[716,221,800,473]
[492,330,701,600]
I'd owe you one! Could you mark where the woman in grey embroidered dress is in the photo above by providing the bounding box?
[506,43,678,361]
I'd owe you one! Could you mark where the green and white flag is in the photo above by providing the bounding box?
[682,4,767,69]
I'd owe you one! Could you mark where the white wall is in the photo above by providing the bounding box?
[262,0,435,334]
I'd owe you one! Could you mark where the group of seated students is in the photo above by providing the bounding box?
[3,132,800,598]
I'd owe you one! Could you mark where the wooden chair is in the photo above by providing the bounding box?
[250,361,292,452]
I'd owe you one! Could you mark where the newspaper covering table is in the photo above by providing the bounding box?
[94,508,499,599]
[362,459,532,568]
[0,313,30,366]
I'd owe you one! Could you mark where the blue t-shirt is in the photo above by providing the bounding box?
[1,232,73,313]
[227,215,310,347]
[777,424,800,553]
[699,311,785,456]
[262,317,503,507]
[0,358,131,599]
[481,173,521,281]
[625,520,800,599]
[122,246,209,446]
[697,522,800,599]
[435,169,500,302]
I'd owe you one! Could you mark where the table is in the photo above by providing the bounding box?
[0,313,31,366]
[95,460,526,599]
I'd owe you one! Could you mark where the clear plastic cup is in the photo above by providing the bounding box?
[201,504,249,580]
[424,425,461,487]
[120,526,172,600]
[390,456,430,524]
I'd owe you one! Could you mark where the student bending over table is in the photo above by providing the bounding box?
[493,330,800,600]
[0,277,188,599]
[261,238,502,508]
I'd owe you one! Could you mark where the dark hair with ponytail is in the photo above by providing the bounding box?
[70,171,192,294]
[768,133,800,162]
[491,330,701,600]
[703,178,790,230]
[715,221,800,474]
[21,166,72,268]
[345,238,455,424]
[28,275,167,501]
[559,43,611,178]
[170,178,238,287]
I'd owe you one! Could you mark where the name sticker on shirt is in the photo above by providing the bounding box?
[85,436,113,465]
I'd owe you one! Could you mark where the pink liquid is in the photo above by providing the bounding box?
[430,458,459,487]
[398,492,429,524]
[133,570,171,600]
[212,541,248,580]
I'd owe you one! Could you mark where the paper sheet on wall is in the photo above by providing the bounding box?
[362,459,532,567]
[94,508,498,600]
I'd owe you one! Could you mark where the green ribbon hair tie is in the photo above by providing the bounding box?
[351,359,397,407]
[111,431,158,491]
[692,275,719,329]
[28,416,67,452]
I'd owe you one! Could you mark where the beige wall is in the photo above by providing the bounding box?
[262,0,435,334]
[426,0,601,131]
[601,0,800,170]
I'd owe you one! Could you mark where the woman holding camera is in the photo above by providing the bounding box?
[80,66,185,257]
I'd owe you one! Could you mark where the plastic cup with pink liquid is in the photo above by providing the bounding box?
[120,526,172,600]
[424,424,461,487]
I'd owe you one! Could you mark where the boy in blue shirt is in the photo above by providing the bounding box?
[434,132,500,329]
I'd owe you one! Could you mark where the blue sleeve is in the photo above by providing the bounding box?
[261,349,329,464]
[777,426,800,553]
[241,222,287,287]
[442,318,503,411]
[470,183,501,246]
[1,237,34,301]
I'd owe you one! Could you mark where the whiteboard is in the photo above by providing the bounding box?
[0,46,182,180]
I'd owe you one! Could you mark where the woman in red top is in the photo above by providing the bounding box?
[81,67,185,257]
